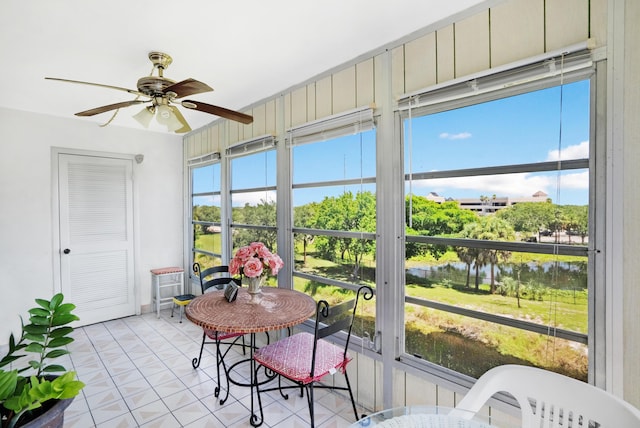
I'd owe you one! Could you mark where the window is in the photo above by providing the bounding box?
[190,159,223,269]
[228,136,277,257]
[290,108,377,335]
[400,54,594,381]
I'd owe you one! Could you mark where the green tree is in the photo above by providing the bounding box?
[313,191,376,279]
[294,202,319,266]
[496,201,555,238]
[232,199,277,250]
[406,195,477,259]
[192,204,222,237]
[457,216,516,292]
[562,205,589,244]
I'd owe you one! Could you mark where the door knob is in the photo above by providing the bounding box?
[63,248,71,254]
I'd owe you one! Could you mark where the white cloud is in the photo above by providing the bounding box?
[546,141,589,161]
[439,132,472,140]
[411,170,588,198]
[231,190,277,207]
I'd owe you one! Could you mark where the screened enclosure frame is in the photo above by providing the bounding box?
[395,47,606,388]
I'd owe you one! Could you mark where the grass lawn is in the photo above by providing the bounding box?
[294,246,588,380]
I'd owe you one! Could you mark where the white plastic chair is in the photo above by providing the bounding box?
[452,364,640,427]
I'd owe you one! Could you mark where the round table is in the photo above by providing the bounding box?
[349,406,496,428]
[185,287,316,427]
[186,286,316,333]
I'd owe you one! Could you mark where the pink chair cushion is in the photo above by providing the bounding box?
[205,329,243,341]
[253,332,351,384]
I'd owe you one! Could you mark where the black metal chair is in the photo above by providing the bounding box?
[253,285,374,427]
[191,262,245,404]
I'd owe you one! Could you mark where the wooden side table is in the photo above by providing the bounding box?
[150,267,184,318]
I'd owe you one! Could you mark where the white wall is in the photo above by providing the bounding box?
[0,108,184,345]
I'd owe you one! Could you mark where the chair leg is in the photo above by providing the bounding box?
[171,302,175,318]
[307,383,315,428]
[178,305,184,323]
[344,371,359,422]
[192,332,207,369]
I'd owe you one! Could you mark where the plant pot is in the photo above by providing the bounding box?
[14,397,74,428]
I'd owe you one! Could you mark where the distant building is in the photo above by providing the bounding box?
[434,191,549,215]
[425,192,446,203]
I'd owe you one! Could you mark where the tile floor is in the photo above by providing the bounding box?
[60,309,365,427]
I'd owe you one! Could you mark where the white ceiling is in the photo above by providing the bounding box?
[1,0,490,134]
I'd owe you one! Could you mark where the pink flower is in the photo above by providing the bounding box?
[250,242,272,259]
[268,254,284,275]
[242,257,264,278]
[229,242,283,278]
[235,246,254,262]
[229,257,242,276]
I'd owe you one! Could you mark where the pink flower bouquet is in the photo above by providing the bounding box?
[229,242,284,278]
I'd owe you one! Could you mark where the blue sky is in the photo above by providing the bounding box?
[405,79,589,205]
[195,79,590,207]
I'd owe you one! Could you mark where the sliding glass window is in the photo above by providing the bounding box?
[290,108,377,336]
[191,160,223,269]
[228,137,278,273]
[400,53,595,382]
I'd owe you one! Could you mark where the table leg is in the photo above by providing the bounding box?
[250,333,264,427]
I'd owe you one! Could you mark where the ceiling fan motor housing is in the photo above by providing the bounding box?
[137,76,176,97]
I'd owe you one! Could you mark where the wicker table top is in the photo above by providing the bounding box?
[185,287,316,334]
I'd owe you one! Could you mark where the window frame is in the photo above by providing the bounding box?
[227,136,278,255]
[396,54,602,387]
[289,111,377,294]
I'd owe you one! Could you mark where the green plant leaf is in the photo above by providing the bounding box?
[0,354,24,368]
[44,349,69,359]
[54,303,76,315]
[58,380,85,399]
[50,293,64,309]
[28,360,43,370]
[23,324,48,334]
[49,326,73,338]
[28,308,50,317]
[29,316,49,326]
[0,370,18,400]
[51,313,79,326]
[42,365,66,373]
[24,333,45,343]
[34,298,50,310]
[24,343,44,353]
[48,337,73,348]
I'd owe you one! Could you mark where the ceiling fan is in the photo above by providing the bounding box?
[45,51,253,133]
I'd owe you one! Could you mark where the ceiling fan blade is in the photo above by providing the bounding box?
[165,78,213,98]
[75,100,148,117]
[45,77,147,97]
[169,105,192,133]
[181,100,253,124]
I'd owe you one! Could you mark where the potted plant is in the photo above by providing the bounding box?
[0,293,85,428]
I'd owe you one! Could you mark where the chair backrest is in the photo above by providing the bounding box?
[310,285,374,377]
[453,364,640,427]
[192,263,239,294]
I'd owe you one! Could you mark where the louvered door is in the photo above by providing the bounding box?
[58,154,135,325]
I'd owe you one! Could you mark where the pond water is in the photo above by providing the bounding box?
[407,260,588,289]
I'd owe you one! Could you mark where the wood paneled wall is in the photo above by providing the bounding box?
[186,0,602,158]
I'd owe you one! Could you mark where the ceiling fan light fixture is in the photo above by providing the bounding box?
[133,105,155,128]
[156,104,182,132]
